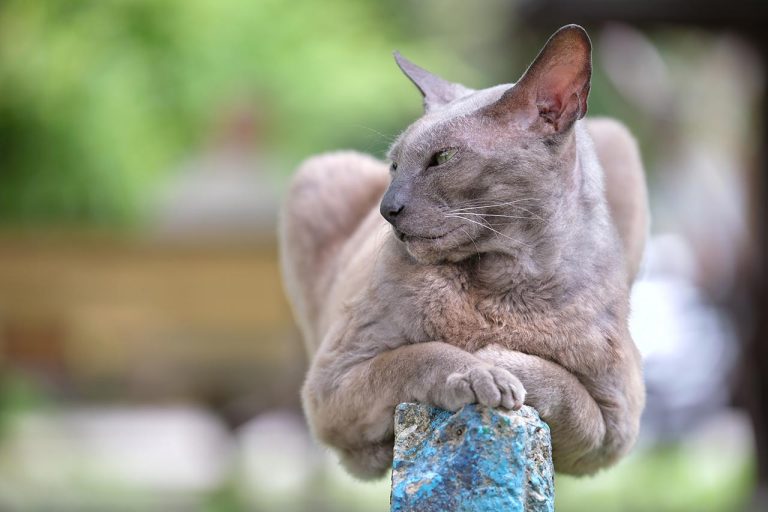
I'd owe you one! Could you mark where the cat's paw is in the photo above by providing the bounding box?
[441,364,525,411]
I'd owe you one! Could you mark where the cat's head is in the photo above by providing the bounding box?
[381,25,592,264]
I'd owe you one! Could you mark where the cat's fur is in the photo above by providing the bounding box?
[279,25,648,478]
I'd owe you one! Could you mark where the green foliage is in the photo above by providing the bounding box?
[0,0,443,225]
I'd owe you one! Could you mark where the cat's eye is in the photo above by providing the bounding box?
[430,148,458,167]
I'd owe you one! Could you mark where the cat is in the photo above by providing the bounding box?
[279,24,648,478]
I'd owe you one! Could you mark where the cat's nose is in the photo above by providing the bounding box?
[380,182,409,225]
[380,202,405,225]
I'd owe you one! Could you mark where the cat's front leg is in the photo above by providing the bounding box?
[302,339,525,479]
[475,344,643,475]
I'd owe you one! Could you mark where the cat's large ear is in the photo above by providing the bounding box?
[488,25,592,133]
[394,51,472,113]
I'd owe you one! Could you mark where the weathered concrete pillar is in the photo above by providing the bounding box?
[390,403,555,512]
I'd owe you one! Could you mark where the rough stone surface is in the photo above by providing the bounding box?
[390,403,555,512]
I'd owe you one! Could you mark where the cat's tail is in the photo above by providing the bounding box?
[278,151,389,351]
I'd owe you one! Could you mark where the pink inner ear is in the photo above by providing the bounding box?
[483,26,591,131]
[535,63,588,130]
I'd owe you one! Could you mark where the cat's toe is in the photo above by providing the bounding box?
[489,366,526,410]
[466,366,503,407]
[443,372,475,411]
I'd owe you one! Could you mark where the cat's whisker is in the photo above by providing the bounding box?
[448,201,548,224]
[450,198,514,207]
[458,227,481,257]
[449,212,532,221]
[447,214,531,248]
[352,125,398,144]
[508,205,547,223]
[452,197,538,207]
[450,199,541,212]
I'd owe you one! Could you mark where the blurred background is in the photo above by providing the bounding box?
[0,0,766,511]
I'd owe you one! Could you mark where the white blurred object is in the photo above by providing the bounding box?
[0,406,232,508]
[237,410,391,511]
[154,150,279,240]
[237,410,320,507]
[683,408,754,462]
[630,235,739,441]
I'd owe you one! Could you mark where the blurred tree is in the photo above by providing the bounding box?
[0,0,460,226]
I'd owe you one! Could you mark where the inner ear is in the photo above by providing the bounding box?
[490,25,592,133]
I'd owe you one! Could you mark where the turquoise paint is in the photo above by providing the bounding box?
[390,404,555,512]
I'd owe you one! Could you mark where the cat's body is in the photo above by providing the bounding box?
[280,26,648,478]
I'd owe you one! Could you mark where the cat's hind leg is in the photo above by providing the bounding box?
[278,151,389,348]
[338,440,394,480]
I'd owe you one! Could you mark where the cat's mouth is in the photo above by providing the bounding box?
[394,227,457,243]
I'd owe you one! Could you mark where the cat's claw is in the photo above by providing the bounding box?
[443,365,525,411]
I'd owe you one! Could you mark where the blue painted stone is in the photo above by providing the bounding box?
[390,403,554,512]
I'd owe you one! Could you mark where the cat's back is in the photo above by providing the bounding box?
[584,117,649,282]
[279,151,390,352]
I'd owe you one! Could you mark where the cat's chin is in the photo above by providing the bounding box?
[404,245,444,265]
[395,233,446,264]
[400,237,463,265]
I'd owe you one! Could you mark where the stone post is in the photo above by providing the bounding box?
[390,403,555,512]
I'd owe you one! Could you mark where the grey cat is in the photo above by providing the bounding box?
[279,25,648,478]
